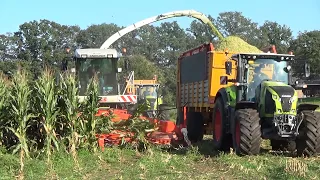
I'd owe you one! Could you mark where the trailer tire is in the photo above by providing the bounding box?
[212,97,231,151]
[233,108,261,156]
[187,112,204,142]
[296,111,320,157]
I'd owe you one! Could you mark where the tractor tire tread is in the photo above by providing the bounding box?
[297,111,320,157]
[236,108,261,155]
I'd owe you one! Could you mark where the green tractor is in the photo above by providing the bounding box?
[128,83,170,120]
[213,53,320,156]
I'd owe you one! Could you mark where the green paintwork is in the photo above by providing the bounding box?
[255,81,298,118]
[144,95,163,110]
[225,85,237,107]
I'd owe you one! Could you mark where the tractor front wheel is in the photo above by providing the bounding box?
[296,111,320,157]
[233,108,261,155]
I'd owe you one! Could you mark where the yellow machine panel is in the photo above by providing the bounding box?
[177,43,238,110]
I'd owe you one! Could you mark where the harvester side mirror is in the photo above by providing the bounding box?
[225,61,232,75]
[305,63,310,78]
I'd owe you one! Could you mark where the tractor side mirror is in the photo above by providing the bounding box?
[225,61,232,75]
[305,63,310,78]
[284,65,292,73]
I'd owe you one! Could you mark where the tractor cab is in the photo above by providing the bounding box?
[134,80,163,117]
[226,53,295,102]
[74,48,122,97]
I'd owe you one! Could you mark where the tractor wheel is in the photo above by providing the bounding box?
[233,108,261,155]
[212,97,232,151]
[158,104,170,120]
[296,111,320,157]
[187,112,204,142]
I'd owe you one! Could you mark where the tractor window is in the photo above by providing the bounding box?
[76,58,118,96]
[247,59,289,99]
[138,86,158,100]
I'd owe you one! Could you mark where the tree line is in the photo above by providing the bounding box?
[0,11,320,105]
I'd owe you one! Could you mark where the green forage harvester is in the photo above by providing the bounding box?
[215,36,263,53]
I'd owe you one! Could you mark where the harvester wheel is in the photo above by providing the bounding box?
[296,111,320,157]
[233,108,261,156]
[212,97,231,151]
[187,112,204,142]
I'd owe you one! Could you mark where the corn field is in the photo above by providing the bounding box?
[0,67,119,173]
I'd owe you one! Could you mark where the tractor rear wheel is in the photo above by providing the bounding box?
[296,111,320,157]
[212,97,232,151]
[233,108,261,155]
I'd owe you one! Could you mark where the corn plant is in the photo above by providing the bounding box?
[0,73,11,148]
[33,68,60,163]
[79,76,100,152]
[57,71,81,165]
[7,67,34,174]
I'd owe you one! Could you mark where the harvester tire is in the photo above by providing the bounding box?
[233,108,261,156]
[296,111,320,157]
[212,97,232,151]
[187,112,204,142]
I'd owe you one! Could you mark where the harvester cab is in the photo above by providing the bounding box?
[218,52,320,156]
[73,48,137,114]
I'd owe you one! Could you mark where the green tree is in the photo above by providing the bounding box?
[259,21,293,53]
[214,11,260,47]
[289,30,320,76]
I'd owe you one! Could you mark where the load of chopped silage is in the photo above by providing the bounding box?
[215,36,263,53]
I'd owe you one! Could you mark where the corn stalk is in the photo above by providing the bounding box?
[79,76,100,152]
[34,68,60,163]
[58,71,81,166]
[7,67,34,174]
[0,73,10,147]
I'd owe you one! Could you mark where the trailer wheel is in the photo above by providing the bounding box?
[212,97,231,151]
[296,111,320,157]
[233,108,261,156]
[187,112,204,142]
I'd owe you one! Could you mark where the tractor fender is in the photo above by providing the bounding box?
[215,88,229,112]
[297,103,319,112]
[215,88,231,133]
[235,101,257,110]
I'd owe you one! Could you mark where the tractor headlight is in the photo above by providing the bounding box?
[272,94,279,100]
